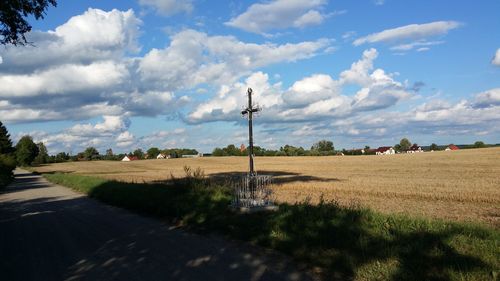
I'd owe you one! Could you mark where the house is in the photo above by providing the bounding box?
[122,155,139,161]
[375,146,395,155]
[181,153,203,158]
[407,144,423,153]
[156,153,170,159]
[445,144,460,151]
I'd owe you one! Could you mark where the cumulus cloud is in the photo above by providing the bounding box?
[0,8,141,73]
[0,61,128,98]
[68,115,131,137]
[116,131,136,148]
[353,21,461,46]
[138,0,192,16]
[492,49,500,66]
[472,88,500,108]
[225,0,328,34]
[188,48,411,123]
[2,8,329,124]
[139,29,331,90]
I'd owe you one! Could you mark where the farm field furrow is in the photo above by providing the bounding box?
[33,147,500,228]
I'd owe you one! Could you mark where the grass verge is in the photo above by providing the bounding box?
[44,172,499,281]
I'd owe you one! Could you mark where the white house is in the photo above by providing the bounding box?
[375,146,395,155]
[156,153,170,159]
[121,155,138,161]
[407,144,423,153]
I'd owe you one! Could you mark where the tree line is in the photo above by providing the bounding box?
[212,140,335,156]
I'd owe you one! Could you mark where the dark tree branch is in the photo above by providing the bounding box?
[0,0,57,46]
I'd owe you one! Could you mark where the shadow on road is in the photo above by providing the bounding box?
[0,171,314,281]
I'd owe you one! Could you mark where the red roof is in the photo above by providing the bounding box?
[448,144,459,150]
[376,146,392,153]
[123,155,139,161]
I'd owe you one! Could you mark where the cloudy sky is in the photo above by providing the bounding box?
[1,0,499,154]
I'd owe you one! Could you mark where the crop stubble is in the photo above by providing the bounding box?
[33,147,500,227]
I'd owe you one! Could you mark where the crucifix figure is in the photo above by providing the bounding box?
[241,88,261,176]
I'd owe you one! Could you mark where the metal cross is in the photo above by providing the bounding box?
[241,88,261,176]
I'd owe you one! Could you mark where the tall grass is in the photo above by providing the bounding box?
[44,172,499,281]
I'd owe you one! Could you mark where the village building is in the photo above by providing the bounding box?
[407,144,423,153]
[181,153,204,158]
[375,146,395,155]
[156,153,170,159]
[121,155,139,161]
[445,144,460,151]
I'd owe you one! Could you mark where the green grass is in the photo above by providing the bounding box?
[44,172,500,281]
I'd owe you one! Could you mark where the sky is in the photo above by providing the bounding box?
[1,0,499,154]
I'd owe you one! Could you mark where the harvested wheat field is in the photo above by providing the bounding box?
[33,147,500,228]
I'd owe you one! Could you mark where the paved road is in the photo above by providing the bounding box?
[0,169,315,281]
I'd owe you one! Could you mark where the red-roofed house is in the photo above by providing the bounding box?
[376,146,395,155]
[445,144,460,151]
[407,144,423,153]
[122,155,139,161]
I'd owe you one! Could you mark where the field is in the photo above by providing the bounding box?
[33,147,500,228]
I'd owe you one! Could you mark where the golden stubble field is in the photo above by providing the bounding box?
[34,147,500,228]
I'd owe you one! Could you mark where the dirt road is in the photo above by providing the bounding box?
[0,169,314,281]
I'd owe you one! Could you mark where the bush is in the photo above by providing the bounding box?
[0,154,16,188]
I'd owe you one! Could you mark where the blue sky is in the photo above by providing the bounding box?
[1,0,499,154]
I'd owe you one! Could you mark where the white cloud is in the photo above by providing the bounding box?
[472,88,500,108]
[0,61,128,97]
[1,8,331,124]
[139,29,331,90]
[225,0,327,34]
[116,131,136,148]
[353,21,461,46]
[188,72,282,122]
[390,40,444,51]
[492,48,500,66]
[68,115,130,137]
[283,74,340,106]
[340,48,378,86]
[138,0,192,16]
[188,48,411,123]
[0,8,141,72]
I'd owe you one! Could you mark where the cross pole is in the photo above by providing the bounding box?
[241,88,261,176]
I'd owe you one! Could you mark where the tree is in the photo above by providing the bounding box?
[1,0,57,45]
[133,149,144,159]
[394,144,402,152]
[55,152,69,162]
[33,142,48,164]
[106,148,114,156]
[430,143,439,151]
[146,147,160,158]
[83,147,99,160]
[15,135,39,166]
[0,121,16,187]
[399,138,412,151]
[0,121,15,154]
[212,147,224,156]
[311,140,334,152]
[281,145,305,156]
[473,141,486,148]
